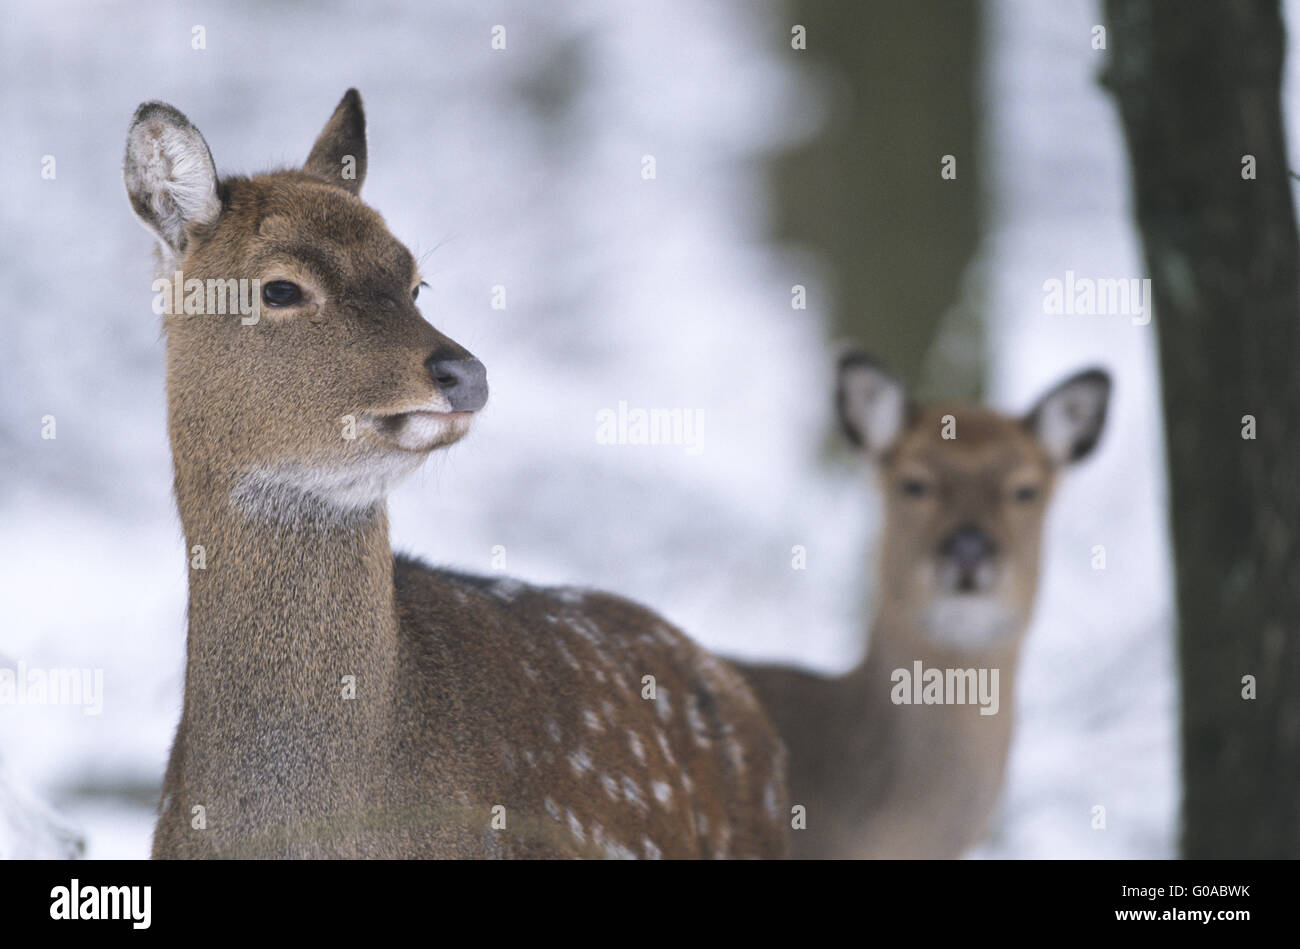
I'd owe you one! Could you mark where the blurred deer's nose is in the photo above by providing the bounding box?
[426,354,488,412]
[939,524,996,571]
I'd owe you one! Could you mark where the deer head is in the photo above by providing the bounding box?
[836,351,1110,652]
[123,90,486,519]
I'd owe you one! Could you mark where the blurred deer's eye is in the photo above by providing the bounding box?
[1014,484,1040,503]
[412,280,428,302]
[901,478,930,499]
[262,281,302,307]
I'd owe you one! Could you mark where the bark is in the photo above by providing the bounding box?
[1103,0,1300,857]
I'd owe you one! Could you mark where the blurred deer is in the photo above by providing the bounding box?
[124,90,786,858]
[737,352,1110,858]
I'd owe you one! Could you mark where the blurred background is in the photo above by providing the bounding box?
[3,0,1295,858]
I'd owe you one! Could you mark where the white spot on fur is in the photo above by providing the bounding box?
[643,838,662,860]
[620,774,647,813]
[696,652,757,711]
[727,738,746,773]
[543,797,561,821]
[763,780,780,820]
[545,719,562,743]
[627,730,646,763]
[567,809,585,843]
[568,616,605,645]
[652,781,673,808]
[655,686,672,723]
[493,578,525,601]
[599,774,619,800]
[685,693,710,746]
[555,640,582,670]
[603,839,637,860]
[714,823,732,858]
[568,747,593,777]
[582,708,604,733]
[653,624,678,647]
[655,729,677,767]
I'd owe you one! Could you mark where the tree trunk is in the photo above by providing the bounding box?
[1103,0,1300,857]
[772,0,984,404]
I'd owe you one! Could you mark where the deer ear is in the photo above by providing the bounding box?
[123,102,221,257]
[1024,368,1111,465]
[304,88,367,194]
[836,351,908,456]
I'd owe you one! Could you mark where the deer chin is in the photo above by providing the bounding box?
[920,593,1020,651]
[366,409,475,453]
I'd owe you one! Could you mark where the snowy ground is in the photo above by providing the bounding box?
[11,0,1291,859]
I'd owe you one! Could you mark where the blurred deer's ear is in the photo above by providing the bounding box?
[304,88,366,195]
[123,102,221,257]
[836,351,908,457]
[1024,368,1111,465]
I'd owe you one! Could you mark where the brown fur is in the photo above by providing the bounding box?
[128,91,787,859]
[737,358,1109,858]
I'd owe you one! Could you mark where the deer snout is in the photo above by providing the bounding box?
[425,353,488,412]
[938,524,997,593]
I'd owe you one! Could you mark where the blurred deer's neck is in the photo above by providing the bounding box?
[846,601,1022,806]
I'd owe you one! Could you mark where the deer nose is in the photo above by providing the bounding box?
[425,354,488,412]
[939,524,997,571]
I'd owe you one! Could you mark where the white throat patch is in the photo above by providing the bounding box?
[922,594,1019,651]
[230,453,424,522]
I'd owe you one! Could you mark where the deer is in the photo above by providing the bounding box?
[123,90,787,859]
[736,352,1110,858]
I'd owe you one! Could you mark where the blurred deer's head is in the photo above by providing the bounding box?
[837,352,1110,651]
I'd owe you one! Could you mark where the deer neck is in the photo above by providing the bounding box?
[843,600,1024,831]
[169,465,400,844]
[858,605,1022,718]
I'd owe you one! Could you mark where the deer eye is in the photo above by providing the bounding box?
[1013,484,1040,503]
[412,281,428,302]
[262,280,302,307]
[901,478,930,499]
